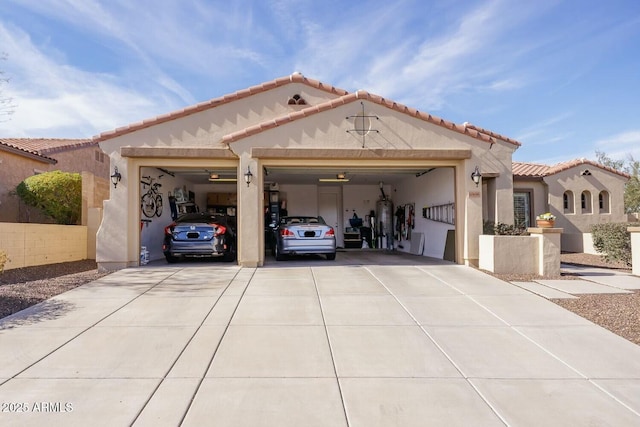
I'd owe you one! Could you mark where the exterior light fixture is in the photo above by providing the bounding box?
[470,166,481,187]
[244,166,253,187]
[110,166,122,188]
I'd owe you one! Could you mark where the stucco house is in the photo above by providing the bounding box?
[512,159,630,252]
[0,138,110,224]
[95,73,523,270]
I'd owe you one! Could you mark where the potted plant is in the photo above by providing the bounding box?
[536,212,556,228]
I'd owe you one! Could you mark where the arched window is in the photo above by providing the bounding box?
[599,191,610,214]
[581,190,592,214]
[563,191,574,214]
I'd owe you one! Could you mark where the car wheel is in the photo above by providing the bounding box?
[165,254,179,263]
[223,247,236,262]
[274,245,284,261]
[326,253,336,260]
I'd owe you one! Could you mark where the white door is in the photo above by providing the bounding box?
[319,192,341,246]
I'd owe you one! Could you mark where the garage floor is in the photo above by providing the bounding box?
[1,251,639,426]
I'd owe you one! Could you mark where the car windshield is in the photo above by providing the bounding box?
[281,216,325,225]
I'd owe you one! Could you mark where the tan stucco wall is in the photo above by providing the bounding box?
[545,166,626,233]
[48,146,110,177]
[0,151,53,222]
[81,171,110,226]
[514,167,626,253]
[0,223,87,270]
[97,83,517,269]
[479,235,538,274]
[479,228,561,276]
[629,227,640,276]
[545,166,626,252]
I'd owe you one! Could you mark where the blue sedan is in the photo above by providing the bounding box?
[163,213,236,263]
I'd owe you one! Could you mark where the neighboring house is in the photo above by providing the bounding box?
[0,138,110,223]
[512,159,630,252]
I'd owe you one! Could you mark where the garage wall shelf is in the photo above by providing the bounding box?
[343,227,361,249]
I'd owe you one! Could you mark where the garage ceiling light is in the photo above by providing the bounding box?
[209,173,237,182]
[319,173,349,183]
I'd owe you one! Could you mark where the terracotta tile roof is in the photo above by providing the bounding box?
[94,73,521,148]
[462,123,521,147]
[220,88,522,147]
[512,161,551,177]
[0,137,94,155]
[0,138,58,163]
[93,73,350,142]
[513,159,630,179]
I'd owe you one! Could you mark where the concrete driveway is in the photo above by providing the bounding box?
[1,251,640,426]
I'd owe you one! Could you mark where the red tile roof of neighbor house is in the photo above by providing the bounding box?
[513,159,630,179]
[94,73,522,148]
[0,138,57,163]
[1,138,98,164]
[0,137,94,154]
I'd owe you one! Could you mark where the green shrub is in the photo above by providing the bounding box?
[0,250,8,273]
[483,221,528,236]
[15,171,82,225]
[591,223,632,267]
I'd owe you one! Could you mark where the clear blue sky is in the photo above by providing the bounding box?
[1,0,639,164]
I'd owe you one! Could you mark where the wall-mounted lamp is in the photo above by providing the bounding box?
[470,166,481,187]
[244,166,253,187]
[110,166,122,188]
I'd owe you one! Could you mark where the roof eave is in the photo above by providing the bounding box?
[0,144,58,164]
[513,175,545,182]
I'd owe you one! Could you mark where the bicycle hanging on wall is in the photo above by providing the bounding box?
[141,176,163,218]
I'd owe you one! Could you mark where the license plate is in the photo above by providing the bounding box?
[187,232,199,238]
[304,231,316,237]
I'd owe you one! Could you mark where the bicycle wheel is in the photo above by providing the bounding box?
[154,194,163,217]
[141,193,156,218]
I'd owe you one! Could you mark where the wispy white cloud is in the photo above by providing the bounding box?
[594,131,640,160]
[3,0,273,98]
[0,22,168,137]
[514,112,575,145]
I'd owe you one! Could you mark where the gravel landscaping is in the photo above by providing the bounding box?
[0,260,109,320]
[0,255,638,346]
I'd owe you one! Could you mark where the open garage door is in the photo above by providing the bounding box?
[261,165,457,261]
[138,165,238,264]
